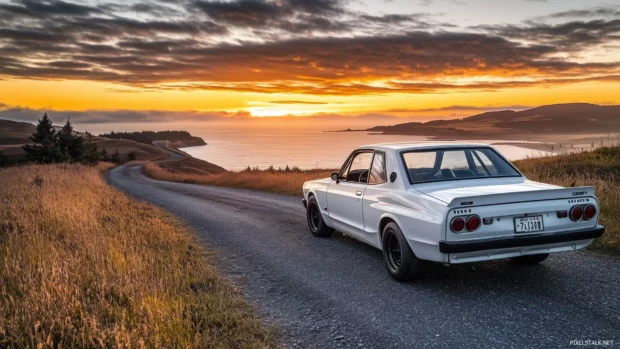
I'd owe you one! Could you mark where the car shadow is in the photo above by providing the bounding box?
[331,230,571,296]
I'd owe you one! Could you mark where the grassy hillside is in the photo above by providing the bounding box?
[0,119,35,144]
[515,147,619,253]
[145,147,619,254]
[0,164,277,347]
[368,103,620,139]
[0,118,170,163]
[144,162,332,196]
[156,156,228,175]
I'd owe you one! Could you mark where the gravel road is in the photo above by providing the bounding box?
[107,164,620,349]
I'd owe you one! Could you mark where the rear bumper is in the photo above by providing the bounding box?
[439,225,605,254]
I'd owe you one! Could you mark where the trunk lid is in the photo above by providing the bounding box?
[412,178,595,207]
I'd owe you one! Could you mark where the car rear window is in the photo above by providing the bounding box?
[401,148,521,184]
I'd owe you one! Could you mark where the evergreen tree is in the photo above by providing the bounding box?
[58,119,85,162]
[22,113,61,163]
[110,150,121,164]
[81,141,100,164]
[127,151,137,161]
[100,148,109,161]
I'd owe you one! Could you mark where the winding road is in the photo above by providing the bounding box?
[107,164,620,349]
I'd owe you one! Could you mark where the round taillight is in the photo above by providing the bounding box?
[450,217,465,233]
[466,215,481,231]
[570,206,583,222]
[583,205,596,220]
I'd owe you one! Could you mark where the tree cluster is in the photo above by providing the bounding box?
[99,130,195,145]
[22,114,100,164]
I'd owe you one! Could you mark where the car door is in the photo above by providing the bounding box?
[327,150,373,239]
[361,151,388,246]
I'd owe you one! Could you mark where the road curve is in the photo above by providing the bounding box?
[151,140,186,160]
[107,164,620,349]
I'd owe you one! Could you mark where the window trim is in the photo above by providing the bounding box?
[399,147,523,185]
[368,150,387,185]
[339,149,375,184]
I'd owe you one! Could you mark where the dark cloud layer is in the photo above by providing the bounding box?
[0,0,618,95]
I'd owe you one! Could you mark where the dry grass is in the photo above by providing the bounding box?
[157,156,227,175]
[94,161,116,172]
[144,162,333,196]
[0,164,278,348]
[514,146,620,254]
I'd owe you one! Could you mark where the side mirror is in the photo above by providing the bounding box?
[331,172,340,183]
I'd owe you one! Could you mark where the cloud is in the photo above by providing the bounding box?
[0,106,252,124]
[477,18,620,50]
[268,100,330,104]
[383,105,530,113]
[545,6,620,19]
[0,0,618,96]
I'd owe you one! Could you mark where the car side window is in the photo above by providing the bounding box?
[369,152,387,184]
[343,152,373,183]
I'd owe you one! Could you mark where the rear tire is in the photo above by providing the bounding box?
[306,197,334,238]
[511,253,549,264]
[381,222,426,282]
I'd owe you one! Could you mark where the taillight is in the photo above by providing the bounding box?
[450,217,465,233]
[583,205,596,220]
[466,215,481,231]
[570,206,583,222]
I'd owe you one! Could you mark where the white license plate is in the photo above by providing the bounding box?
[514,216,544,233]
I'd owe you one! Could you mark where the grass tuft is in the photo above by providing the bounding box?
[0,164,278,348]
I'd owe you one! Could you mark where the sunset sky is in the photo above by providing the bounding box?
[0,0,619,125]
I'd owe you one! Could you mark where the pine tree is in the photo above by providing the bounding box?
[100,148,108,161]
[58,119,85,162]
[127,151,137,161]
[110,150,121,164]
[23,113,61,163]
[81,141,100,164]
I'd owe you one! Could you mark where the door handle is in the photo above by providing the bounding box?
[356,191,363,196]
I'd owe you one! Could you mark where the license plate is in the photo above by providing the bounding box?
[514,216,544,233]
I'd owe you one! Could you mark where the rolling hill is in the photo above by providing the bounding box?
[0,119,169,162]
[367,104,620,139]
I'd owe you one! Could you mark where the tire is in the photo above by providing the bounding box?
[381,222,426,282]
[511,253,549,264]
[306,197,334,238]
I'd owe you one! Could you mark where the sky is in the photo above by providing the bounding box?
[0,0,619,126]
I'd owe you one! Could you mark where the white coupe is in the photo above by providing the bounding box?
[302,142,605,281]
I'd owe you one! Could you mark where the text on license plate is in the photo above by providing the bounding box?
[514,216,544,233]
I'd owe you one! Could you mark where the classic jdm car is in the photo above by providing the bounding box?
[302,142,605,281]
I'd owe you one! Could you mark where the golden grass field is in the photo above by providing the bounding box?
[145,146,620,254]
[0,164,278,348]
[144,162,333,196]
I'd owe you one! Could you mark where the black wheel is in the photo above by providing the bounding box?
[381,222,426,282]
[306,197,334,238]
[511,253,549,264]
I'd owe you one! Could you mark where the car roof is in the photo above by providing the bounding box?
[357,141,493,152]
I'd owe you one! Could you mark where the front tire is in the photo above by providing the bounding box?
[381,222,426,282]
[306,197,334,238]
[511,253,549,264]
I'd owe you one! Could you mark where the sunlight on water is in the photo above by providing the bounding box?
[75,121,552,171]
[182,130,551,170]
